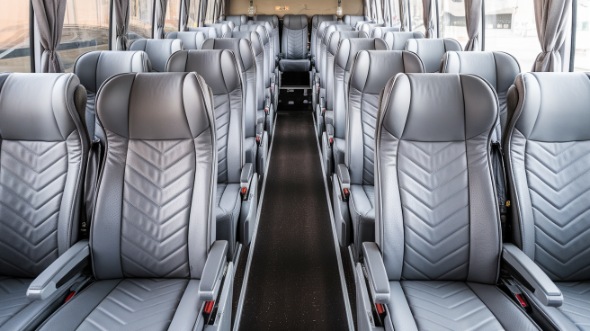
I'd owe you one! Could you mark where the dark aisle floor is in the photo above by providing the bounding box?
[238,111,349,331]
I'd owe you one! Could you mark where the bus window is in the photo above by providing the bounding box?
[484,0,540,71]
[409,0,425,35]
[574,0,590,71]
[59,0,110,72]
[438,0,468,48]
[188,0,202,28]
[129,0,154,45]
[165,0,181,33]
[0,1,31,72]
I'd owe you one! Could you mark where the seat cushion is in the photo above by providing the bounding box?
[216,183,241,254]
[38,279,201,331]
[388,281,539,331]
[279,59,311,72]
[557,282,590,330]
[349,184,375,250]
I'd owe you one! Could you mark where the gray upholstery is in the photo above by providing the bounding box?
[319,24,354,106]
[129,38,183,72]
[252,17,280,61]
[343,15,366,27]
[506,72,590,330]
[37,72,221,331]
[442,51,520,142]
[405,38,462,72]
[166,31,208,49]
[0,73,88,331]
[280,14,310,72]
[371,26,400,38]
[254,14,279,28]
[187,27,218,39]
[311,15,337,58]
[358,22,384,38]
[225,15,248,27]
[315,21,340,75]
[369,73,538,330]
[74,50,150,142]
[382,31,424,50]
[324,29,356,113]
[345,51,423,253]
[167,50,245,255]
[205,23,233,38]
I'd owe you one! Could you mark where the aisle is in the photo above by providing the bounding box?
[237,111,350,330]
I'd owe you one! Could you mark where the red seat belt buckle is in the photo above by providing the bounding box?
[64,291,76,303]
[342,188,350,201]
[241,186,249,200]
[515,293,528,308]
[375,303,385,315]
[329,136,334,146]
[203,300,215,314]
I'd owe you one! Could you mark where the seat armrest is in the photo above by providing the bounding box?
[27,240,90,300]
[199,240,228,301]
[362,242,390,304]
[326,124,335,145]
[241,163,254,189]
[336,164,350,190]
[503,243,563,307]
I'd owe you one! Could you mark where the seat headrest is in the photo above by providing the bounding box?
[187,27,218,39]
[442,51,520,94]
[317,21,340,38]
[97,72,214,140]
[74,51,150,93]
[405,38,462,72]
[312,15,338,28]
[0,73,86,141]
[383,31,424,50]
[323,25,354,45]
[202,38,255,72]
[350,50,424,94]
[254,25,270,44]
[359,22,384,37]
[166,31,208,49]
[380,73,498,141]
[254,15,279,28]
[371,26,400,38]
[167,50,241,95]
[509,72,590,142]
[283,15,308,29]
[335,38,388,71]
[231,31,263,56]
[327,31,359,55]
[343,15,367,26]
[226,15,248,25]
[129,39,183,72]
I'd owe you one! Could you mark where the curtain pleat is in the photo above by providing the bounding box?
[32,0,67,72]
[533,0,572,71]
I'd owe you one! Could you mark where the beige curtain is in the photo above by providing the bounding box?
[180,0,190,31]
[399,0,409,31]
[32,0,66,72]
[464,0,482,51]
[114,0,130,50]
[533,0,572,71]
[156,0,168,38]
[422,0,436,38]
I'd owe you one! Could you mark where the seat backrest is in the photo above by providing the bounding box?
[315,21,340,73]
[359,22,384,38]
[254,14,279,28]
[205,23,233,38]
[323,26,355,109]
[226,15,248,27]
[346,51,423,186]
[376,73,500,283]
[252,17,280,60]
[355,20,374,30]
[371,26,400,39]
[187,26,218,39]
[167,50,244,185]
[92,72,216,280]
[232,31,265,111]
[248,21,277,76]
[442,51,520,142]
[219,20,236,31]
[74,51,150,141]
[311,15,337,58]
[405,38,462,72]
[333,38,387,138]
[343,15,366,27]
[383,31,424,50]
[129,38,183,72]
[166,31,208,49]
[506,72,590,282]
[202,38,257,139]
[0,73,88,278]
[282,14,309,60]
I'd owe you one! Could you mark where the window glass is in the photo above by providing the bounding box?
[165,0,181,33]
[59,0,110,72]
[484,0,540,71]
[0,1,31,72]
[409,0,425,34]
[188,0,201,28]
[438,0,468,48]
[129,0,154,45]
[574,0,590,71]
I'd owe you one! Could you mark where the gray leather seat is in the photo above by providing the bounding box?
[74,51,150,142]
[202,38,268,178]
[332,51,423,255]
[358,22,384,38]
[129,38,183,72]
[370,26,400,38]
[166,31,208,49]
[279,15,310,72]
[311,15,337,60]
[312,20,341,109]
[167,50,259,259]
[253,15,280,63]
[343,15,366,27]
[36,72,233,331]
[0,73,88,331]
[382,31,424,50]
[225,15,248,27]
[506,72,590,331]
[205,23,233,38]
[187,27,218,39]
[405,38,462,72]
[355,73,540,331]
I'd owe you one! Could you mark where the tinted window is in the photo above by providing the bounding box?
[0,1,31,72]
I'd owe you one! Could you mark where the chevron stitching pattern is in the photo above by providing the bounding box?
[526,140,590,280]
[285,29,306,59]
[398,141,469,280]
[79,279,188,330]
[214,94,230,183]
[122,140,194,278]
[0,277,32,327]
[402,281,503,331]
[361,93,380,185]
[557,282,590,330]
[0,141,67,277]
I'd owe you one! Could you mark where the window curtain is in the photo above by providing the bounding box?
[32,0,66,72]
[180,0,190,31]
[533,0,572,72]
[198,0,207,27]
[464,0,482,51]
[364,0,371,20]
[399,0,409,31]
[422,0,435,37]
[156,0,168,38]
[114,0,130,50]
